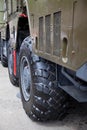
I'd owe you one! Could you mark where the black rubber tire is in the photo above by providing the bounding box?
[1,56,8,67]
[8,42,19,87]
[1,40,8,67]
[19,37,69,121]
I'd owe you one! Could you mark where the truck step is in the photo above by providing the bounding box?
[58,84,87,102]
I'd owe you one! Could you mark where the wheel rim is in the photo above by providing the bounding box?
[20,56,31,101]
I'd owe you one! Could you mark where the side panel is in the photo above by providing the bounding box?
[7,0,24,47]
[0,0,5,28]
[27,0,74,70]
[7,0,22,15]
[27,0,87,71]
[72,0,87,69]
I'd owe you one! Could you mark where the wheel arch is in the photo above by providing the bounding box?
[16,5,31,51]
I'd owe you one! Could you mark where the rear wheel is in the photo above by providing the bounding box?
[19,37,69,121]
[1,39,8,67]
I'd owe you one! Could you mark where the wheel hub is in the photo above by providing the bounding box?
[20,56,31,101]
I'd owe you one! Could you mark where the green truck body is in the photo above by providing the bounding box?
[27,0,87,71]
[0,0,87,121]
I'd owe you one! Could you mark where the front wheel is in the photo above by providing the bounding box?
[19,37,69,121]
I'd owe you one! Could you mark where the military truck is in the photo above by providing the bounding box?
[1,0,87,121]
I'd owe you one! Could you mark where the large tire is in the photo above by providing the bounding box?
[19,37,69,121]
[8,42,19,87]
[1,40,8,67]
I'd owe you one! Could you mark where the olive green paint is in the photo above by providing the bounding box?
[27,0,87,71]
[0,0,87,71]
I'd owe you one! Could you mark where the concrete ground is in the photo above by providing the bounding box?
[0,62,87,130]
